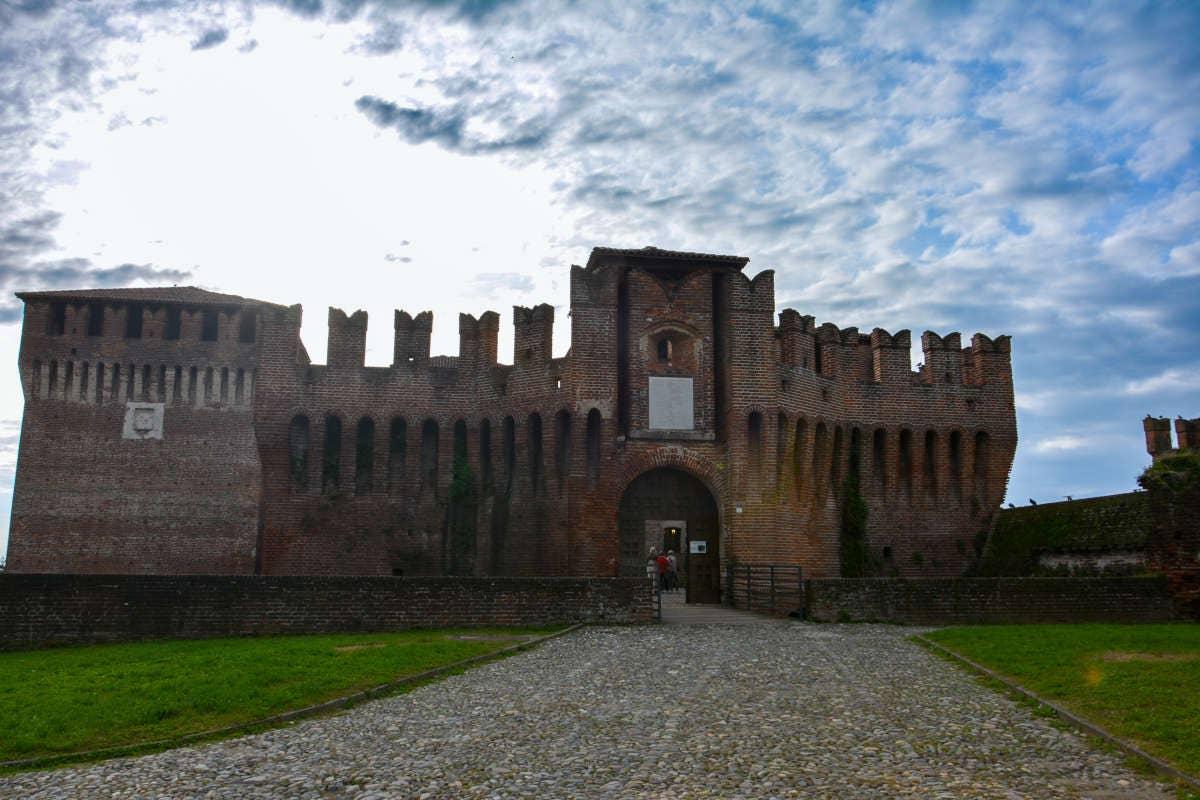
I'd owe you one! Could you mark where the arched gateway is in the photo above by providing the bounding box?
[617,468,721,603]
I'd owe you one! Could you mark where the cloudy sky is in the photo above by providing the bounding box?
[1,0,1198,559]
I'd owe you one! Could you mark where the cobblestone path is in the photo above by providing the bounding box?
[0,623,1173,799]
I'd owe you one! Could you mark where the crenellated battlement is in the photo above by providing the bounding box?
[327,307,368,370]
[393,309,433,366]
[1145,415,1200,460]
[513,303,554,365]
[774,310,1010,387]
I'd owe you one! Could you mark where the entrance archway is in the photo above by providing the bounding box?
[617,468,721,603]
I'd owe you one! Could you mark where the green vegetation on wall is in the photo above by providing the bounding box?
[972,492,1149,576]
[1138,449,1200,495]
[839,473,878,577]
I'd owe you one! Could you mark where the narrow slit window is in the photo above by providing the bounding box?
[586,409,601,487]
[528,413,544,493]
[555,410,571,491]
[747,412,763,475]
[388,417,407,492]
[201,310,219,341]
[238,312,256,344]
[949,430,963,502]
[289,415,310,488]
[899,429,913,502]
[973,432,990,500]
[323,414,343,492]
[873,428,887,492]
[776,413,788,481]
[503,416,516,496]
[355,417,375,495]
[125,304,143,339]
[47,302,66,336]
[924,430,938,500]
[87,302,104,337]
[420,419,439,492]
[480,418,493,495]
[165,307,181,340]
[831,426,844,491]
[793,418,807,500]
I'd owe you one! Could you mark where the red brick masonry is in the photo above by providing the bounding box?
[805,576,1174,624]
[7,246,1017,583]
[0,575,655,651]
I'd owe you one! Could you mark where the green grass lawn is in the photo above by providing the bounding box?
[0,627,557,764]
[925,624,1200,778]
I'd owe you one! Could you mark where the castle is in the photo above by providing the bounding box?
[6,246,1017,601]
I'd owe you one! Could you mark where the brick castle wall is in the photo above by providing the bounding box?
[8,297,262,574]
[8,247,1018,587]
[805,577,1173,624]
[0,575,654,650]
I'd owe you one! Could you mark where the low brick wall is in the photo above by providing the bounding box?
[805,577,1174,624]
[0,575,655,650]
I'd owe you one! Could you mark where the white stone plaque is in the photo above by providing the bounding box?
[122,402,164,440]
[648,376,694,430]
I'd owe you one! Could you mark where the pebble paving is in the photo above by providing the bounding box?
[0,621,1175,799]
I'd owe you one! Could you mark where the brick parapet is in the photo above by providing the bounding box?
[0,575,654,650]
[805,577,1174,624]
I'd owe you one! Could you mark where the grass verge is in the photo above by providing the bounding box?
[924,624,1200,781]
[0,627,560,765]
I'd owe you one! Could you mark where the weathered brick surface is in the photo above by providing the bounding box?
[8,246,1018,589]
[805,577,1174,624]
[0,575,654,650]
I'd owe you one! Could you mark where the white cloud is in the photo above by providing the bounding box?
[1033,435,1090,454]
[1124,368,1200,397]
